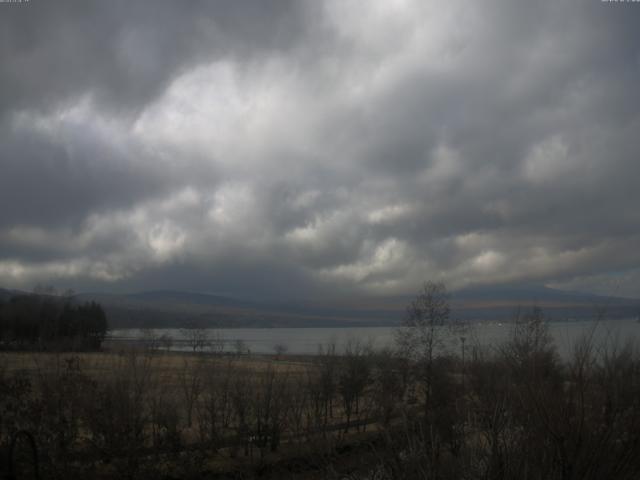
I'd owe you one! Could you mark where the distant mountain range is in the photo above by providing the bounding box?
[2,285,639,329]
[451,285,640,322]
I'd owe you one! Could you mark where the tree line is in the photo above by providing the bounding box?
[0,293,108,350]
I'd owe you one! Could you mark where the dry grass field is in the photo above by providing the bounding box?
[0,349,312,378]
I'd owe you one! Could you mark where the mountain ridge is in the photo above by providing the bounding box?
[53,286,640,328]
[3,285,639,328]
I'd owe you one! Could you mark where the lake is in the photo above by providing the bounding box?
[108,318,640,359]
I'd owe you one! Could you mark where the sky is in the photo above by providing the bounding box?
[1,0,640,299]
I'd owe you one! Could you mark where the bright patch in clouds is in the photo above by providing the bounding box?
[1,1,639,298]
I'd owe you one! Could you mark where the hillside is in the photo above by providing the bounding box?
[70,285,640,329]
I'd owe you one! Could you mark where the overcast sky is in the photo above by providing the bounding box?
[1,0,639,299]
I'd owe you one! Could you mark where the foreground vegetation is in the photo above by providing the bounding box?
[2,283,640,479]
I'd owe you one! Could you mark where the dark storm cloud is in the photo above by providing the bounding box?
[1,0,640,298]
[0,0,311,116]
[0,117,161,227]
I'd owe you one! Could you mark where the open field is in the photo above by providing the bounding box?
[0,350,313,377]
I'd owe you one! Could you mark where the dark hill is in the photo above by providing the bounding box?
[70,285,640,329]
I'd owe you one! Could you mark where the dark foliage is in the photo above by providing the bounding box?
[0,294,107,350]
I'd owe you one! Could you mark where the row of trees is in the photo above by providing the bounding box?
[0,293,108,350]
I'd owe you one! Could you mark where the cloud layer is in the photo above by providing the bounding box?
[1,0,640,298]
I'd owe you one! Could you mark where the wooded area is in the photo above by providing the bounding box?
[0,294,108,351]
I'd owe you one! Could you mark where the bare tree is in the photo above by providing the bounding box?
[159,332,173,352]
[338,338,372,432]
[140,328,160,352]
[233,338,247,356]
[81,350,154,477]
[372,348,405,427]
[396,281,450,419]
[198,358,235,449]
[273,343,288,359]
[179,357,205,428]
[317,342,338,426]
[210,330,225,355]
[230,368,252,457]
[287,371,310,441]
[251,366,289,456]
[502,305,558,382]
[182,325,210,353]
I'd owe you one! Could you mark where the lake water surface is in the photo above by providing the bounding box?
[109,318,640,359]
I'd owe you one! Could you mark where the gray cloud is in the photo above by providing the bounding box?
[1,0,640,298]
[0,0,312,116]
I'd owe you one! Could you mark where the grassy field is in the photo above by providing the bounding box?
[0,349,313,377]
